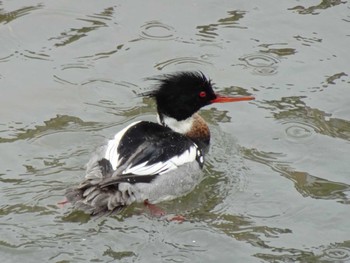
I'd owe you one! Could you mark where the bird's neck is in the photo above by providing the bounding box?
[157,113,210,148]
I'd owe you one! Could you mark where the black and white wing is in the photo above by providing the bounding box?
[104,121,203,177]
[66,121,204,216]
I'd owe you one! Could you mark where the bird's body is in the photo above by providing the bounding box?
[66,72,254,216]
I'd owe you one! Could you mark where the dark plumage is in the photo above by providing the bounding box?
[145,72,216,121]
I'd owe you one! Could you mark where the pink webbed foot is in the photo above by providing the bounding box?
[57,198,69,208]
[143,200,186,222]
[144,199,166,217]
[167,215,186,223]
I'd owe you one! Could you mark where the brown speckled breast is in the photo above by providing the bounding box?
[185,113,210,150]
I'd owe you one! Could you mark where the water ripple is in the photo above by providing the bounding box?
[0,54,14,63]
[259,96,350,141]
[0,115,102,144]
[0,50,52,63]
[238,53,280,75]
[22,49,52,61]
[154,56,212,70]
[195,125,249,216]
[60,62,93,71]
[140,21,176,41]
[322,247,350,262]
[53,75,78,86]
[146,122,249,219]
[80,79,145,117]
[246,200,290,219]
[282,121,317,143]
[75,44,124,61]
[242,146,350,203]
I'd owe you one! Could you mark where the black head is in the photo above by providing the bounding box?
[146,72,217,121]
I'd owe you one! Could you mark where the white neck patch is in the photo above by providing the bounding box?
[158,114,194,134]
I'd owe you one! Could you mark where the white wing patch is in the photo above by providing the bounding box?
[104,121,141,169]
[104,121,203,176]
[122,144,199,175]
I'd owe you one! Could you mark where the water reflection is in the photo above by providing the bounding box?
[322,72,348,87]
[242,94,350,203]
[289,0,346,15]
[255,249,317,262]
[0,204,53,216]
[180,188,291,255]
[263,96,350,141]
[291,171,350,203]
[294,34,322,47]
[256,240,350,262]
[103,247,136,261]
[0,115,102,143]
[49,7,115,47]
[242,147,350,204]
[0,4,43,24]
[86,7,114,21]
[0,1,349,261]
[196,10,246,42]
[259,46,296,57]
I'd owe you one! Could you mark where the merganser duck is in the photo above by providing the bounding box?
[66,72,254,216]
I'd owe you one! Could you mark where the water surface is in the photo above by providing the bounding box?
[1,1,350,262]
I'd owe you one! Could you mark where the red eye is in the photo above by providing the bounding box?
[199,91,206,98]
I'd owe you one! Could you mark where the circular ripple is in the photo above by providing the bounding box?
[240,53,279,67]
[239,53,280,76]
[282,121,317,142]
[60,62,93,70]
[246,200,288,219]
[286,125,313,139]
[140,21,176,41]
[253,66,278,75]
[323,247,350,261]
[154,56,212,70]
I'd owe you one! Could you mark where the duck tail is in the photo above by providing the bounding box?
[65,158,127,216]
